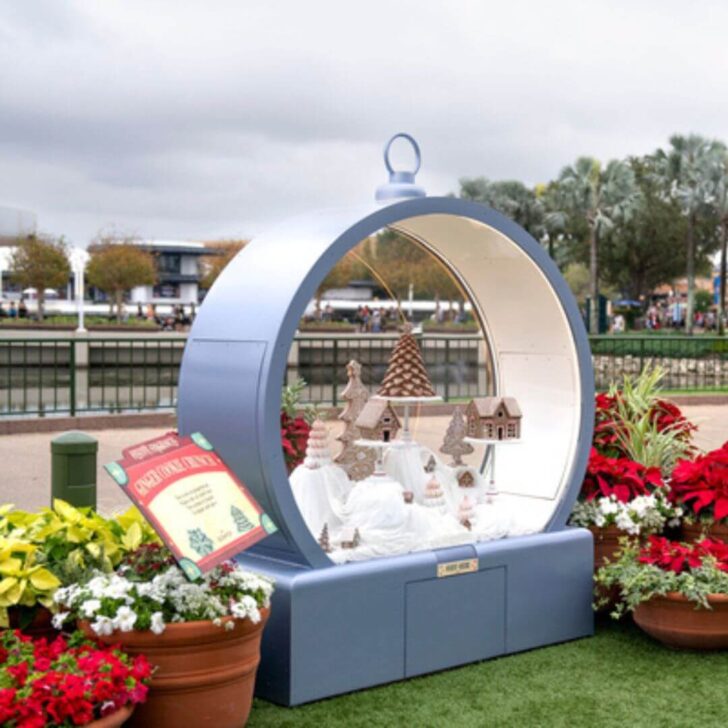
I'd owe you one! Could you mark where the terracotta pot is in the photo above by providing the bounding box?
[633,592,728,649]
[589,525,629,569]
[85,704,135,728]
[80,609,269,728]
[7,605,59,641]
[681,520,728,544]
[589,526,638,609]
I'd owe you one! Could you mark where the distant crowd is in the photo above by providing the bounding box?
[0,300,29,319]
[135,303,196,331]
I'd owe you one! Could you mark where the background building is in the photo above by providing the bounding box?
[123,240,216,306]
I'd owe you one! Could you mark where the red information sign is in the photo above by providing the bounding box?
[104,431,277,580]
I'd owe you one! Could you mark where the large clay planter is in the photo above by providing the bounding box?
[633,592,728,649]
[85,704,135,728]
[7,605,59,641]
[681,520,728,544]
[589,525,628,569]
[589,525,634,608]
[80,609,269,728]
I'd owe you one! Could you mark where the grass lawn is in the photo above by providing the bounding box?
[248,618,728,728]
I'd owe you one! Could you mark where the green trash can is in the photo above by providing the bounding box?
[51,431,98,509]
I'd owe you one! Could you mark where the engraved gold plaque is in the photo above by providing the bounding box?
[436,558,478,578]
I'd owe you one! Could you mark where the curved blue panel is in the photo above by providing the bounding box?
[177,197,594,568]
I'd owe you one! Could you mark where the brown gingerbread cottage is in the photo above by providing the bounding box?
[465,397,522,440]
[355,399,401,442]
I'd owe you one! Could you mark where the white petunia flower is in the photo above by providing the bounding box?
[80,598,102,617]
[150,611,165,635]
[91,615,115,636]
[51,611,70,629]
[113,605,138,632]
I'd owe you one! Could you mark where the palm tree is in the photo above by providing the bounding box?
[706,142,728,334]
[656,135,717,334]
[556,157,638,334]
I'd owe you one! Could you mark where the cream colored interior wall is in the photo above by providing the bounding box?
[393,214,582,526]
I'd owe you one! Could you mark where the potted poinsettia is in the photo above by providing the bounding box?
[0,629,152,727]
[596,535,728,649]
[570,448,682,578]
[571,368,696,575]
[670,442,728,542]
[54,544,274,728]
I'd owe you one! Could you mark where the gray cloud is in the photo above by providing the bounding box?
[1,0,727,244]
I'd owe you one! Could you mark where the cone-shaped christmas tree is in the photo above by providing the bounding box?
[335,360,376,480]
[318,523,331,553]
[377,324,436,399]
[423,475,446,509]
[440,406,474,466]
[304,419,333,469]
[231,505,255,533]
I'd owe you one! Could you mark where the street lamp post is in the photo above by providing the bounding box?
[76,264,86,334]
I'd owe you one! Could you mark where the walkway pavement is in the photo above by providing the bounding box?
[0,404,726,514]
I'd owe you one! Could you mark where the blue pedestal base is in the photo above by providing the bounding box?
[237,527,594,706]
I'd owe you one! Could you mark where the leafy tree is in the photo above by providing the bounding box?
[694,289,714,314]
[459,178,545,240]
[599,156,687,302]
[200,239,248,291]
[655,134,719,334]
[555,157,638,333]
[86,239,156,322]
[9,235,70,322]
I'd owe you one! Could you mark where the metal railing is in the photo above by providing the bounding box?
[0,338,185,417]
[288,334,488,406]
[1,333,727,418]
[590,335,728,391]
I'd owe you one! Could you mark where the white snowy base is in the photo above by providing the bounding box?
[291,438,545,565]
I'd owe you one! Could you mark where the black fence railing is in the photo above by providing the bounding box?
[1,334,726,418]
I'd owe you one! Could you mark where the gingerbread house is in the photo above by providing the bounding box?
[355,399,401,442]
[465,397,522,440]
[457,469,475,488]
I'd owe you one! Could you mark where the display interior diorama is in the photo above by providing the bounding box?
[177,135,595,706]
[289,324,531,564]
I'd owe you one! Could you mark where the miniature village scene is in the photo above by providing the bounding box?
[289,325,533,564]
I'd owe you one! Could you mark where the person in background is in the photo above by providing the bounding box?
[146,303,155,321]
[371,308,382,333]
[18,300,27,319]
[8,302,17,318]
[136,303,144,319]
[0,302,6,318]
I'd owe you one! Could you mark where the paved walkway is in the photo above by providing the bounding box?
[1,404,726,514]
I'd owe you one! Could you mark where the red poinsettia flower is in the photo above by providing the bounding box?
[281,411,312,472]
[670,442,728,522]
[581,448,665,503]
[592,392,696,459]
[638,535,728,574]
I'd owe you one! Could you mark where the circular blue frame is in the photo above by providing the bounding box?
[178,196,594,569]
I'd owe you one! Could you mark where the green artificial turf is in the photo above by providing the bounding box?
[248,618,728,728]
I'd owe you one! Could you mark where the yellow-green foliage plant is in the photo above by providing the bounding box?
[0,500,160,626]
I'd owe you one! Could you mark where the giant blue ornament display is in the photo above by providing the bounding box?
[177,134,595,706]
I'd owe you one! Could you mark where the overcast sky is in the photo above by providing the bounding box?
[1,0,728,245]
